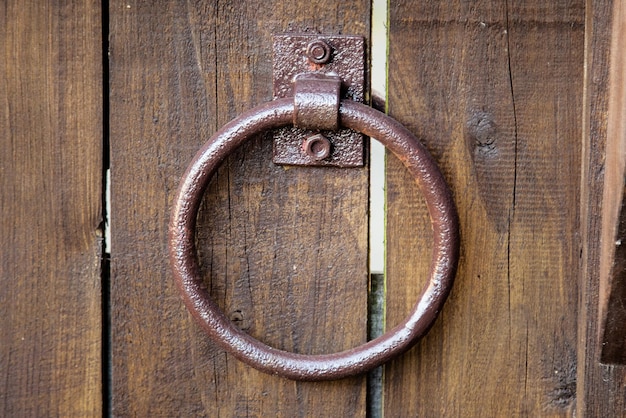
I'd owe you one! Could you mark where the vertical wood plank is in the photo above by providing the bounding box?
[578,0,626,414]
[0,1,103,416]
[384,1,584,416]
[109,1,369,415]
[598,0,626,365]
[601,182,626,364]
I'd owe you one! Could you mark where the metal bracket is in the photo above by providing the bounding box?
[272,34,365,167]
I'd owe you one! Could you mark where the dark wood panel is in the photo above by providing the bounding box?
[384,1,584,416]
[601,182,626,364]
[109,1,369,415]
[597,0,626,366]
[0,1,103,416]
[578,0,626,414]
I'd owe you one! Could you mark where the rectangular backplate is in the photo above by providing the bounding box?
[272,34,365,167]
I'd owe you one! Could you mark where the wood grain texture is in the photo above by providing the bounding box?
[578,0,626,414]
[384,1,584,416]
[0,1,103,417]
[601,181,626,364]
[597,0,626,365]
[108,1,369,415]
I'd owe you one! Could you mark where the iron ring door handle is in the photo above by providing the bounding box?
[169,98,460,381]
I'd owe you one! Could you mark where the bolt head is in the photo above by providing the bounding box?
[302,134,332,161]
[306,40,332,64]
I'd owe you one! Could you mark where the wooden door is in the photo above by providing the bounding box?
[383,1,626,416]
[2,1,625,417]
[108,0,370,416]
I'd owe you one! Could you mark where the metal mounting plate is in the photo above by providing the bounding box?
[272,34,365,167]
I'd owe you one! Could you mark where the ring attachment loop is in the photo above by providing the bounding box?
[293,73,341,131]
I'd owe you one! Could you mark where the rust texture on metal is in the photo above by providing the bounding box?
[306,39,333,64]
[293,73,341,131]
[169,98,460,381]
[302,133,332,161]
[272,34,364,167]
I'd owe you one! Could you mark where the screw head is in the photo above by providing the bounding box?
[302,134,332,161]
[306,40,332,64]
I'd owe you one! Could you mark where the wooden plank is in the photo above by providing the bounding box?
[601,182,626,364]
[0,2,103,416]
[578,0,626,414]
[384,2,584,416]
[598,0,626,365]
[109,1,369,415]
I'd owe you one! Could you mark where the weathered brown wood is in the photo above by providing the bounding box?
[601,182,626,363]
[0,2,103,416]
[597,0,626,365]
[109,1,369,415]
[385,1,584,416]
[578,0,626,413]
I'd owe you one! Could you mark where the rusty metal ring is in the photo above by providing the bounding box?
[169,98,459,381]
